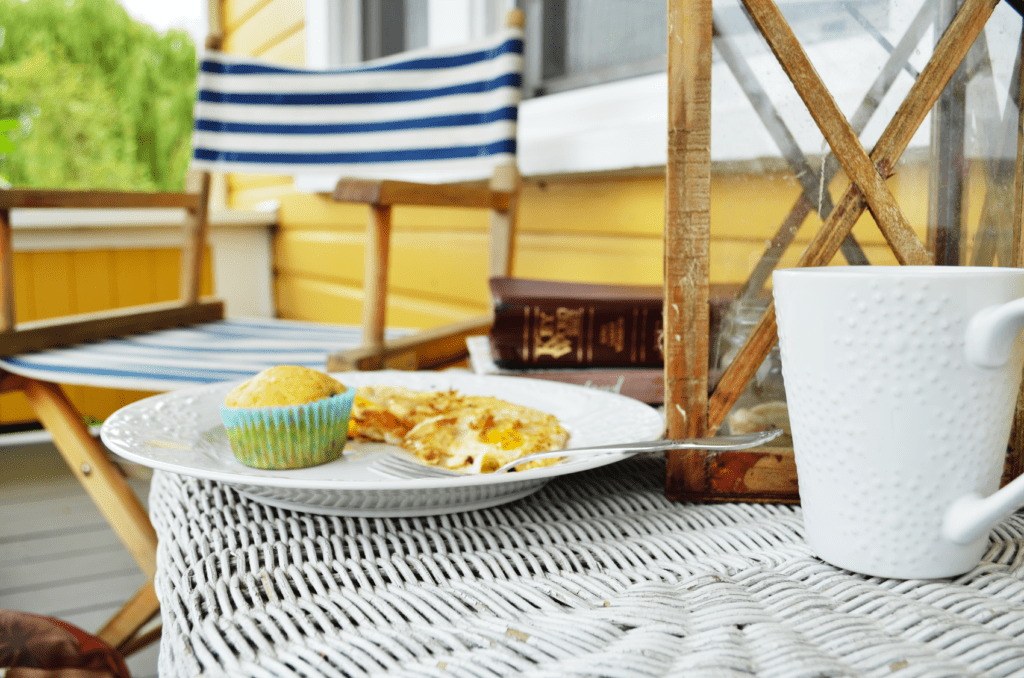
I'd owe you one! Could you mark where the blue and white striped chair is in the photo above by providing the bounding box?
[192,9,525,368]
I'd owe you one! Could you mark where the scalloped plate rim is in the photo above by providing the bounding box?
[99,370,665,493]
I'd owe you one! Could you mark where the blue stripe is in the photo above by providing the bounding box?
[85,342,342,355]
[194,106,518,136]
[193,139,516,166]
[0,356,277,383]
[201,38,523,76]
[197,73,521,106]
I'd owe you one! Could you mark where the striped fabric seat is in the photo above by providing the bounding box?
[0,319,411,392]
[190,27,524,183]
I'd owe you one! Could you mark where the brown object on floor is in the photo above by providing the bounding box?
[0,610,131,678]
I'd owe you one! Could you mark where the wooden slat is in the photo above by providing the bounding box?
[0,299,224,356]
[30,251,75,320]
[71,251,117,314]
[0,541,138,590]
[1011,31,1024,485]
[0,189,199,210]
[327,316,493,371]
[334,178,512,210]
[663,0,714,506]
[0,568,148,619]
[0,523,123,566]
[740,0,931,268]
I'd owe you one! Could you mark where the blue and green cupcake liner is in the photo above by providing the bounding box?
[220,387,356,469]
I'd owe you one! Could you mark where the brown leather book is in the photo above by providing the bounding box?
[489,277,664,368]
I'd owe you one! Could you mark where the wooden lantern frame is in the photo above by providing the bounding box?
[664,0,1022,501]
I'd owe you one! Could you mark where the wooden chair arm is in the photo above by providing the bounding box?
[327,316,493,371]
[0,188,200,210]
[0,299,224,356]
[333,178,512,210]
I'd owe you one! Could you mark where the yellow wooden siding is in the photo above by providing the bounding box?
[267,168,937,331]
[260,27,306,64]
[223,0,302,57]
[220,0,304,212]
[0,248,213,427]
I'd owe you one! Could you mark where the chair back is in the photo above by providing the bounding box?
[189,26,524,184]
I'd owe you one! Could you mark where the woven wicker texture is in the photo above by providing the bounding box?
[149,458,1024,677]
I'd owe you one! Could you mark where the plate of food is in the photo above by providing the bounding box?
[100,369,665,517]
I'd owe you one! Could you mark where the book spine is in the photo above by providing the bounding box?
[490,301,663,368]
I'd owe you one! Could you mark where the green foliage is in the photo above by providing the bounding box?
[0,0,197,190]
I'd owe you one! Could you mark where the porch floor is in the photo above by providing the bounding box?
[0,436,159,678]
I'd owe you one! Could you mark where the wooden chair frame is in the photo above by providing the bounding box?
[325,160,520,371]
[664,0,1015,501]
[0,183,223,654]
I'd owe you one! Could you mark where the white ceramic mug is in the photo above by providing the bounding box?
[773,266,1024,579]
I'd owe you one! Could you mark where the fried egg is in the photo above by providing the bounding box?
[349,386,569,473]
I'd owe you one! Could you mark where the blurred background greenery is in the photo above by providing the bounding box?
[0,0,197,190]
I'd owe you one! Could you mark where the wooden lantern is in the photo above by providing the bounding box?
[663,0,1023,502]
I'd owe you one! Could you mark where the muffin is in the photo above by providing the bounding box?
[220,365,356,469]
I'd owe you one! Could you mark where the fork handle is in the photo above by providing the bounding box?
[563,429,784,453]
[493,429,784,473]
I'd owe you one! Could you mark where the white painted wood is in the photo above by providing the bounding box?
[0,570,148,621]
[0,483,149,538]
[0,525,123,566]
[0,547,139,592]
[209,224,276,318]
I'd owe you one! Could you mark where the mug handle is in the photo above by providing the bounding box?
[944,298,1024,544]
[965,297,1024,368]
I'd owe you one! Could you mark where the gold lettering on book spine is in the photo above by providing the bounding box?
[598,317,626,354]
[533,306,583,361]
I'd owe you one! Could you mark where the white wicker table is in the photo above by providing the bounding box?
[149,456,1024,677]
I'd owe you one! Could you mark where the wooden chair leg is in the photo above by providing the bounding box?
[97,580,161,655]
[21,378,158,577]
[8,375,162,649]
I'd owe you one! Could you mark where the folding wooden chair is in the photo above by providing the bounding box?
[0,187,219,655]
[190,9,526,371]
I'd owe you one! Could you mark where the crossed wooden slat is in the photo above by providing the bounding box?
[665,0,1004,500]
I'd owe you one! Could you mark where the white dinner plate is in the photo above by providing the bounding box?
[100,370,665,517]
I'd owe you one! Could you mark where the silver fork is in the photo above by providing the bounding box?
[368,429,784,479]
